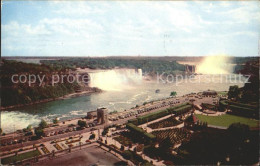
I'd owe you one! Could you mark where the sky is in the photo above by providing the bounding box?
[1,1,260,57]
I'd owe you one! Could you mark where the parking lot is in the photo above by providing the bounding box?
[35,144,122,166]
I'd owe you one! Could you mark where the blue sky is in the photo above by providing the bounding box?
[1,1,259,57]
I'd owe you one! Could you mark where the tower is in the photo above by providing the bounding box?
[97,107,108,124]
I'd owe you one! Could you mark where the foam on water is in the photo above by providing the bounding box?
[70,110,85,116]
[197,55,234,74]
[88,68,142,91]
[1,111,41,133]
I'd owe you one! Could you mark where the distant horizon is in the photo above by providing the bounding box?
[2,1,259,57]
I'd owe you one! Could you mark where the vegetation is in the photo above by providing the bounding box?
[54,144,63,151]
[128,103,191,125]
[152,128,190,146]
[26,125,32,131]
[167,102,190,112]
[122,150,151,166]
[231,58,259,103]
[227,101,258,110]
[219,100,228,111]
[34,128,44,138]
[228,85,241,100]
[148,116,181,129]
[89,133,96,140]
[175,125,259,165]
[137,109,169,125]
[1,150,41,165]
[126,123,156,142]
[1,60,81,107]
[170,91,177,97]
[143,102,148,105]
[53,117,59,124]
[114,135,133,147]
[201,103,216,110]
[77,120,87,128]
[143,129,190,162]
[39,119,48,129]
[229,104,258,118]
[40,57,186,75]
[217,91,228,96]
[170,105,192,116]
[102,127,109,136]
[195,114,259,128]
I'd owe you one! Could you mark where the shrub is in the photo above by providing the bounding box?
[137,109,169,124]
[171,105,192,116]
[53,117,59,124]
[34,128,44,138]
[39,119,48,129]
[128,119,138,125]
[77,120,86,128]
[89,133,96,140]
[126,123,156,141]
[122,150,133,160]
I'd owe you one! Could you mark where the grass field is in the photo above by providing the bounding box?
[195,114,259,128]
[1,150,41,165]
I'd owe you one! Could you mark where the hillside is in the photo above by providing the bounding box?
[0,60,95,108]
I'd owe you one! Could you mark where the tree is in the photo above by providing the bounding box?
[39,119,48,129]
[89,133,96,140]
[27,125,32,131]
[228,85,240,100]
[120,145,125,151]
[228,123,249,141]
[53,117,59,124]
[159,137,173,155]
[78,120,86,128]
[102,128,109,136]
[170,91,177,97]
[122,150,133,160]
[34,128,44,138]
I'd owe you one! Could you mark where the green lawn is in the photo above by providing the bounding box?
[195,114,259,128]
[1,150,41,165]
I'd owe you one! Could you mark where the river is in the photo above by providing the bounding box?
[1,69,247,133]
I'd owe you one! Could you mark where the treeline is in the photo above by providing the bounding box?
[233,57,259,74]
[1,83,80,107]
[232,56,259,65]
[175,124,259,165]
[0,60,81,108]
[40,58,186,75]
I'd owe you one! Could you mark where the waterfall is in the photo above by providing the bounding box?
[88,68,143,91]
[196,55,234,74]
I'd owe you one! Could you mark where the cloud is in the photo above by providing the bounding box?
[1,1,259,57]
[219,2,260,24]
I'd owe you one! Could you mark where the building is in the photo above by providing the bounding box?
[97,107,108,124]
[202,90,217,96]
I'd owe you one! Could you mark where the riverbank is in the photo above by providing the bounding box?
[0,88,102,111]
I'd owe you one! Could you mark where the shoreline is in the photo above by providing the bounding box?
[0,89,102,111]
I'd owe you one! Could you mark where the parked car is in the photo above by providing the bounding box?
[90,128,97,131]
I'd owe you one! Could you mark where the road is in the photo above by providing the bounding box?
[0,94,216,152]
